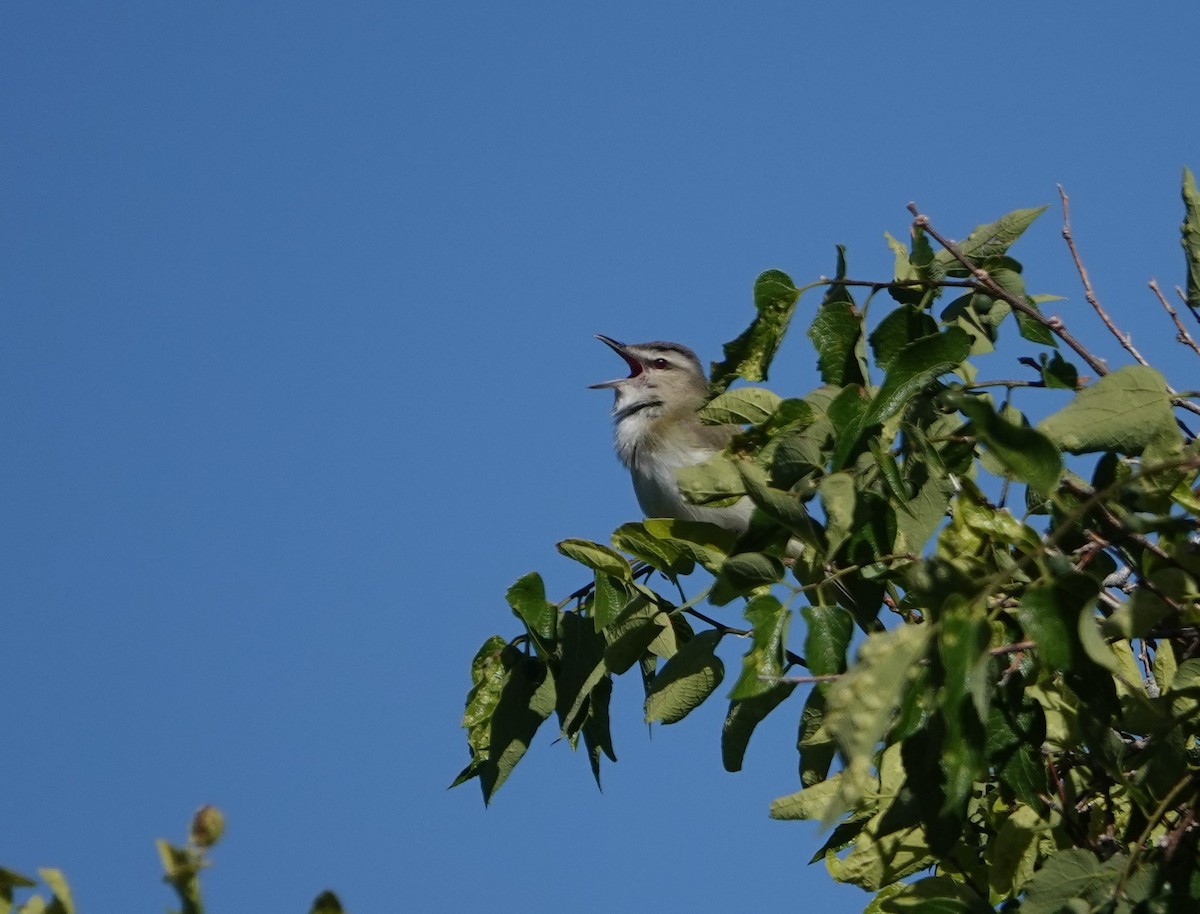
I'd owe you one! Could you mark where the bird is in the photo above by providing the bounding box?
[589,335,754,535]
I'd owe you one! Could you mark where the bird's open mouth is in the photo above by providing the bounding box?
[589,335,642,388]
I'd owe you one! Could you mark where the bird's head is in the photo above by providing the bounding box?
[589,335,708,419]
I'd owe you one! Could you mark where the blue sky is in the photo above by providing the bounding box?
[4,3,1200,911]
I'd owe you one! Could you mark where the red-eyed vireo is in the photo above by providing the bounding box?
[590,335,754,535]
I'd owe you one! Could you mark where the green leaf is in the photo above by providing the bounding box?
[1183,166,1200,311]
[933,206,1047,275]
[948,391,1062,493]
[1017,585,1081,671]
[456,645,554,803]
[505,572,556,642]
[581,674,616,787]
[729,595,792,700]
[457,635,510,765]
[709,270,801,393]
[591,571,631,631]
[809,300,867,387]
[798,685,836,786]
[802,605,853,678]
[833,328,971,469]
[0,867,37,901]
[736,462,821,547]
[721,681,796,772]
[641,518,740,572]
[1014,298,1058,347]
[699,387,782,425]
[869,306,939,371]
[557,612,609,737]
[310,891,346,914]
[865,329,972,429]
[611,522,695,577]
[674,453,746,506]
[769,772,845,820]
[37,869,73,914]
[556,539,631,580]
[1040,351,1078,389]
[602,600,665,674]
[872,875,993,913]
[645,629,725,724]
[1039,365,1177,455]
[710,551,784,606]
[1018,848,1113,914]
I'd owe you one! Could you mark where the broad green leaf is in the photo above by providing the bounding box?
[674,453,746,506]
[801,681,840,782]
[642,517,739,572]
[556,539,631,580]
[989,805,1051,900]
[699,387,782,425]
[864,329,972,430]
[505,572,556,642]
[769,772,845,820]
[798,685,836,786]
[825,817,935,891]
[819,471,856,554]
[0,867,38,891]
[1039,365,1176,455]
[802,605,853,678]
[933,206,1047,275]
[1017,584,1086,671]
[1018,848,1111,914]
[948,391,1062,493]
[1014,299,1058,347]
[710,551,784,606]
[868,305,939,371]
[809,300,867,387]
[709,270,800,392]
[645,629,725,724]
[721,681,796,772]
[1183,166,1200,310]
[611,522,694,577]
[729,595,791,700]
[457,635,510,764]
[872,875,993,913]
[456,646,554,802]
[581,674,616,787]
[556,612,608,737]
[591,571,632,631]
[833,329,971,469]
[736,461,820,546]
[602,601,665,674]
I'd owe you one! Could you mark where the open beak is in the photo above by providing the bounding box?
[589,335,643,389]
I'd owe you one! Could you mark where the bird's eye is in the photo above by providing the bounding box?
[651,358,670,369]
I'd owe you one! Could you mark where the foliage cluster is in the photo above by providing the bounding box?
[457,173,1200,912]
[1,808,344,914]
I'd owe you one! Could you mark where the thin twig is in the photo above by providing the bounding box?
[908,201,1200,422]
[1150,279,1200,357]
[907,202,1111,378]
[1059,186,1150,367]
[1176,285,1200,332]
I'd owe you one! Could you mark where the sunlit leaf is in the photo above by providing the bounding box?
[645,629,725,724]
[709,270,801,392]
[1039,365,1176,455]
